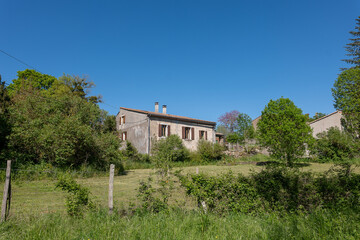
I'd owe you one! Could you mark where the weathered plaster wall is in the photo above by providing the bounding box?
[149,117,215,151]
[117,109,149,154]
[310,111,342,138]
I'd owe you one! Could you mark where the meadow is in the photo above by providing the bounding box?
[1,161,360,239]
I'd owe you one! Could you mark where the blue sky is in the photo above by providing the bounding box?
[1,0,359,122]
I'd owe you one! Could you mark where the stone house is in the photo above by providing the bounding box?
[309,111,342,138]
[116,102,216,154]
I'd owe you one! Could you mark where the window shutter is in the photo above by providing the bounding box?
[205,131,208,140]
[199,130,201,139]
[125,132,127,141]
[191,128,195,140]
[182,127,185,139]
[168,125,171,136]
[123,116,126,124]
[158,124,162,137]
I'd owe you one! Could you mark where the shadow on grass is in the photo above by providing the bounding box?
[255,161,310,167]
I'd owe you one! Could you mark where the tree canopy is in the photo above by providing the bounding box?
[332,68,360,139]
[257,97,313,166]
[2,69,120,170]
[342,16,360,69]
[218,110,240,133]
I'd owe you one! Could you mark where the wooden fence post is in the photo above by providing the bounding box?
[108,164,115,214]
[1,160,11,222]
[196,167,199,174]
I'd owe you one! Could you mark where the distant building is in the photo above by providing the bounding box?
[309,111,342,138]
[116,103,216,154]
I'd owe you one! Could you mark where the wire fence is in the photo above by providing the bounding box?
[0,164,151,219]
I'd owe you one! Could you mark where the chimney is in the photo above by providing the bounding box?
[155,102,159,113]
[162,105,167,114]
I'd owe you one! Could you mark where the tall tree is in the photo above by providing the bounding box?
[343,16,360,69]
[218,110,240,133]
[7,69,57,97]
[235,113,253,142]
[58,74,102,103]
[0,75,11,152]
[257,97,313,166]
[332,68,360,139]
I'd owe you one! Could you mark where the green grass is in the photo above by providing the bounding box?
[1,161,360,239]
[0,209,359,240]
[2,161,359,216]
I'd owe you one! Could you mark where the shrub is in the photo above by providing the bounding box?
[312,127,359,162]
[56,174,95,216]
[177,171,263,214]
[197,140,225,162]
[177,164,360,214]
[152,135,190,163]
[137,176,172,213]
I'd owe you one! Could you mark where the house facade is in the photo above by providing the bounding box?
[309,111,342,138]
[116,103,216,154]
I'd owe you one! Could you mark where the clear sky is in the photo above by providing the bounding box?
[1,0,359,122]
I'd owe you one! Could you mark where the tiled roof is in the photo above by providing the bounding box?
[120,107,216,126]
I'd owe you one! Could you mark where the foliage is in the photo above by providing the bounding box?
[308,112,327,122]
[257,97,314,166]
[226,133,242,143]
[332,68,360,139]
[235,113,253,142]
[197,139,225,162]
[178,164,360,214]
[177,171,263,214]
[218,110,240,133]
[137,176,172,213]
[312,127,359,162]
[0,76,11,154]
[5,70,122,171]
[342,16,360,68]
[6,69,57,97]
[58,74,102,103]
[151,135,190,175]
[56,174,95,216]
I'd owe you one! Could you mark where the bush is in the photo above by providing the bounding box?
[312,127,359,162]
[56,174,95,216]
[177,164,360,214]
[197,140,225,162]
[152,135,190,163]
[177,171,264,214]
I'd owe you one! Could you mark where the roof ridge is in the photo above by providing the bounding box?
[309,110,342,124]
[120,107,216,125]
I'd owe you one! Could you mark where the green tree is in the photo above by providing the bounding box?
[235,113,254,142]
[0,75,11,153]
[257,97,313,166]
[7,69,57,97]
[343,16,360,68]
[6,71,121,170]
[58,74,102,103]
[332,68,360,139]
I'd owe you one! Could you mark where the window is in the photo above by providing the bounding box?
[182,127,194,140]
[158,124,170,137]
[121,116,126,125]
[199,130,207,140]
[121,132,127,141]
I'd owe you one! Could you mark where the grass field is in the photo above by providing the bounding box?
[1,162,358,216]
[1,161,360,239]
